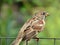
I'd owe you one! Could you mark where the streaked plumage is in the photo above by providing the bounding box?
[11,10,48,45]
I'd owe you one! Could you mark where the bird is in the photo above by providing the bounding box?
[11,10,49,45]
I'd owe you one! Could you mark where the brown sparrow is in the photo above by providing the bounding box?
[11,11,49,45]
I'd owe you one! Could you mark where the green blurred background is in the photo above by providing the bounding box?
[0,0,60,45]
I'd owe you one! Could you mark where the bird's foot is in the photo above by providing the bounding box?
[33,37,39,41]
[35,38,39,41]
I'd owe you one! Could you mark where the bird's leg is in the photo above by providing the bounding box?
[26,40,28,45]
[33,36,39,45]
[33,36,39,41]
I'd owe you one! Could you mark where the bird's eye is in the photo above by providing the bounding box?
[41,12,45,15]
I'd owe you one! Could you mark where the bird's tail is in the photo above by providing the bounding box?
[11,37,23,45]
[11,32,25,45]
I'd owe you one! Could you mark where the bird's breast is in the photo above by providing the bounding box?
[32,20,45,31]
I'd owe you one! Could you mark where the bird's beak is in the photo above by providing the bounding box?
[46,13,49,16]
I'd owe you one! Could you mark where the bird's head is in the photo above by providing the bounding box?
[41,11,49,17]
[34,11,49,20]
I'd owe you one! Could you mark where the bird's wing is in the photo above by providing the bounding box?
[16,18,34,39]
[11,18,34,45]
